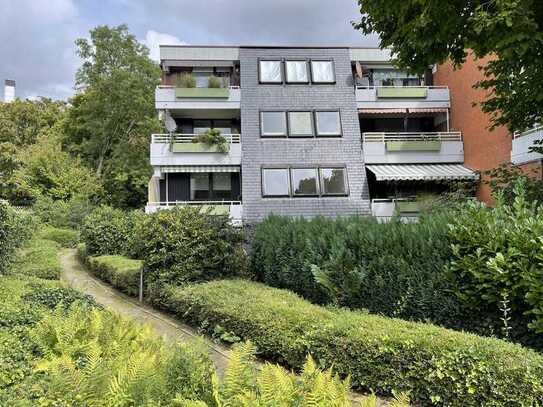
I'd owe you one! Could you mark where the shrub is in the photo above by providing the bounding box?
[86,255,143,297]
[176,72,196,88]
[207,75,222,88]
[22,284,100,310]
[33,195,95,229]
[0,202,33,274]
[37,225,79,248]
[10,238,61,280]
[165,279,543,406]
[80,206,137,256]
[131,206,248,303]
[251,213,460,325]
[193,128,229,152]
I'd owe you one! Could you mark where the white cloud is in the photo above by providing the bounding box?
[143,30,187,61]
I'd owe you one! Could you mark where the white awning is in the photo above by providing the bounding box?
[160,165,240,173]
[366,164,478,181]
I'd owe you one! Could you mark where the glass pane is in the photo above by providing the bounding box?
[194,120,212,134]
[190,173,210,200]
[260,60,282,82]
[291,168,319,196]
[261,112,287,136]
[262,169,289,196]
[321,168,347,195]
[213,173,231,191]
[286,61,308,82]
[194,72,210,88]
[311,61,334,82]
[316,111,341,135]
[212,120,231,134]
[288,112,313,136]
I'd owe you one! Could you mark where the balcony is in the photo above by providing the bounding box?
[150,133,241,166]
[356,86,450,110]
[155,85,241,110]
[371,198,419,222]
[512,126,543,165]
[362,132,463,164]
[145,201,242,226]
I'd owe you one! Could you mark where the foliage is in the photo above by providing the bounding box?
[251,214,460,325]
[131,206,248,304]
[33,195,95,230]
[207,75,222,88]
[354,0,543,133]
[80,206,137,256]
[486,163,543,205]
[0,203,34,275]
[22,284,101,311]
[37,225,79,248]
[165,279,543,406]
[85,254,143,297]
[10,238,62,280]
[63,24,162,208]
[193,129,229,153]
[176,73,196,88]
[448,180,543,336]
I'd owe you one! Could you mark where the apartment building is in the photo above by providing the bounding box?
[146,45,478,224]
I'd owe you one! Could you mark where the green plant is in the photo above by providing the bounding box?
[164,279,543,406]
[192,129,229,153]
[207,75,222,88]
[0,202,33,274]
[33,195,95,229]
[10,238,61,280]
[86,255,143,297]
[486,163,543,205]
[37,225,79,248]
[177,72,197,88]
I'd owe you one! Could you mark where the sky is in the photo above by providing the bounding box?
[0,0,379,100]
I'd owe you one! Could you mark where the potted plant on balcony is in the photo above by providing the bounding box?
[176,73,196,88]
[193,129,229,153]
[208,75,222,88]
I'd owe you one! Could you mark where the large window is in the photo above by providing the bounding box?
[285,60,309,83]
[315,111,341,136]
[262,168,290,197]
[288,112,313,137]
[190,173,210,200]
[259,60,282,83]
[193,120,212,134]
[291,168,319,196]
[212,173,232,199]
[261,112,287,136]
[311,60,335,83]
[262,167,348,197]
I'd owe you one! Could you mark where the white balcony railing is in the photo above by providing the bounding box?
[151,133,241,144]
[145,200,243,225]
[511,126,543,165]
[356,85,449,90]
[356,86,450,109]
[155,85,241,110]
[363,131,462,142]
[371,198,419,223]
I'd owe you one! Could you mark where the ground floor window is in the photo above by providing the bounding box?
[160,172,241,202]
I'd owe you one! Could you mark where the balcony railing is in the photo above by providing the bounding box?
[145,200,243,225]
[152,133,241,144]
[363,131,462,142]
[355,86,450,109]
[371,198,419,222]
[511,125,543,165]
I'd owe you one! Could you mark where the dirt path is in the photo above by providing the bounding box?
[59,249,231,375]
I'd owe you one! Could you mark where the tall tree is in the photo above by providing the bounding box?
[354,0,543,133]
[64,25,162,208]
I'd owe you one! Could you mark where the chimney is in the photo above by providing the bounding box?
[4,80,15,103]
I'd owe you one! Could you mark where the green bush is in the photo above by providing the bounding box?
[165,279,543,406]
[80,206,138,256]
[37,225,79,248]
[10,238,61,280]
[86,255,143,297]
[251,214,460,325]
[33,195,95,229]
[207,75,222,88]
[22,284,100,310]
[131,206,248,304]
[0,202,33,275]
[176,72,196,88]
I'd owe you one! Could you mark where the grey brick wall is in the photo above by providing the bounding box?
[240,47,370,224]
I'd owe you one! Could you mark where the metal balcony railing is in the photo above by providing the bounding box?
[363,131,462,142]
[513,125,543,139]
[151,133,241,144]
[355,85,449,90]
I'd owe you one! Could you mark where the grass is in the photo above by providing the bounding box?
[10,238,62,280]
[37,225,79,248]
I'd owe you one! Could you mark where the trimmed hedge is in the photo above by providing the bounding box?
[164,279,543,406]
[11,239,61,280]
[37,226,79,248]
[0,203,33,274]
[85,254,143,297]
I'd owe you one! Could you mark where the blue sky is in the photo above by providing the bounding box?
[0,0,379,100]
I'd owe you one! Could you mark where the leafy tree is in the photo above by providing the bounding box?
[63,25,162,208]
[354,0,543,133]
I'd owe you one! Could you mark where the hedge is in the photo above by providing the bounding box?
[0,202,33,274]
[85,254,143,297]
[37,226,79,248]
[11,238,61,280]
[164,279,543,406]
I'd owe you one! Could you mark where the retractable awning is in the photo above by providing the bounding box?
[160,165,240,173]
[366,164,478,181]
[359,108,407,114]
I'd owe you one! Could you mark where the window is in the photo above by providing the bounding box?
[212,173,232,199]
[311,60,335,83]
[315,111,341,136]
[190,173,210,200]
[261,112,287,136]
[193,120,212,134]
[288,112,313,137]
[259,60,282,83]
[193,67,214,88]
[320,168,348,195]
[262,168,290,197]
[212,120,232,135]
[285,60,308,83]
[291,168,319,196]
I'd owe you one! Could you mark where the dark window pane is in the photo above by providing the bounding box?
[262,168,289,196]
[190,173,210,200]
[316,111,341,136]
[261,112,287,136]
[291,168,319,196]
[321,168,347,195]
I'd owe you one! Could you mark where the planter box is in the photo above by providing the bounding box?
[175,87,229,98]
[171,143,229,153]
[377,87,428,98]
[199,205,230,215]
[386,140,441,151]
[396,201,420,213]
